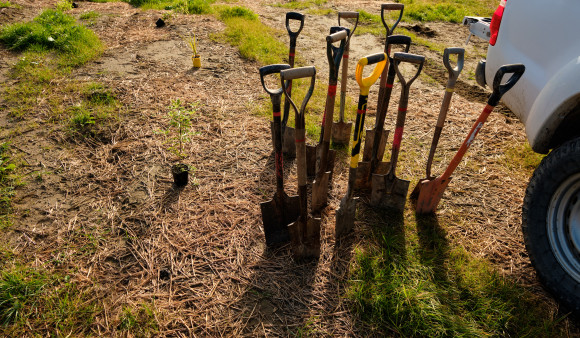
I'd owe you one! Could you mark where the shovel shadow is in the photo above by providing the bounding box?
[415,212,451,283]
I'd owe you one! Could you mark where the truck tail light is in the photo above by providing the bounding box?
[489,0,506,46]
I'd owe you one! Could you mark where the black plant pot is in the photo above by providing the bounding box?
[171,163,189,187]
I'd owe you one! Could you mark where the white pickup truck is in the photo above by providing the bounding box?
[464,0,580,316]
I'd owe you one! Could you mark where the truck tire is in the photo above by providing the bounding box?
[523,137,580,316]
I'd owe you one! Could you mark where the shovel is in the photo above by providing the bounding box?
[410,47,464,200]
[259,64,301,247]
[335,52,387,239]
[280,66,322,260]
[331,11,359,147]
[415,64,525,214]
[306,26,348,178]
[371,52,425,211]
[356,34,412,190]
[281,12,305,158]
[311,28,349,213]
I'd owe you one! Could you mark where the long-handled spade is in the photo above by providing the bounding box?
[306,27,348,178]
[331,11,359,147]
[355,3,405,189]
[280,66,322,260]
[281,12,305,158]
[371,52,425,211]
[410,47,464,199]
[335,52,387,238]
[415,64,525,214]
[356,34,411,189]
[311,29,349,213]
[259,64,301,247]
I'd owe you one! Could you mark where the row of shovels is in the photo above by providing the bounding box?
[260,5,525,260]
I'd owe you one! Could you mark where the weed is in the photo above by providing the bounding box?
[216,5,257,20]
[79,11,101,20]
[69,106,96,132]
[56,0,73,11]
[273,0,327,10]
[118,302,159,334]
[0,143,16,229]
[127,0,216,14]
[0,1,12,8]
[0,268,48,325]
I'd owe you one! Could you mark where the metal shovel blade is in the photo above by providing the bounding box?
[260,191,301,246]
[331,121,352,147]
[335,195,358,239]
[306,144,336,179]
[288,216,321,260]
[415,176,452,214]
[311,171,330,212]
[370,173,410,211]
[362,128,388,162]
[282,126,296,157]
[355,160,389,190]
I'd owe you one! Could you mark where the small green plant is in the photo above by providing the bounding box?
[166,99,198,158]
[79,11,101,21]
[70,107,96,132]
[118,303,158,334]
[0,1,13,8]
[56,0,73,11]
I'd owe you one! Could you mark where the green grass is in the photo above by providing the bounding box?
[398,0,496,23]
[126,0,216,14]
[273,0,327,10]
[213,7,287,66]
[347,210,568,336]
[502,142,545,172]
[0,265,99,335]
[0,143,16,229]
[0,1,13,8]
[79,11,101,20]
[0,9,103,68]
[118,303,159,335]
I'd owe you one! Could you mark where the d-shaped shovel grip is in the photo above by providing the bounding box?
[381,3,404,36]
[393,52,425,88]
[260,64,292,96]
[356,53,387,95]
[338,11,359,37]
[488,64,526,106]
[443,47,464,82]
[286,12,305,39]
[280,66,317,128]
[326,28,348,81]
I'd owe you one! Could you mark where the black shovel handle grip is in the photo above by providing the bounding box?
[443,47,465,81]
[286,12,305,38]
[488,63,525,106]
[259,64,291,95]
[381,3,404,35]
[366,52,387,65]
[393,52,425,87]
[387,34,412,51]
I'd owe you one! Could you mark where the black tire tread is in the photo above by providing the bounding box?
[523,137,580,316]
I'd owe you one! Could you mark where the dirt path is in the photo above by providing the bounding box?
[1,0,575,335]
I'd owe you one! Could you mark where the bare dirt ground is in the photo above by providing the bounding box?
[1,0,578,336]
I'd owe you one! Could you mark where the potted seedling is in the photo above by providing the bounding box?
[167,99,196,187]
[183,32,201,68]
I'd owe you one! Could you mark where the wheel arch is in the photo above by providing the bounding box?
[526,57,580,154]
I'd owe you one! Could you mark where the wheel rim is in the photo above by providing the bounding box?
[548,173,580,283]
